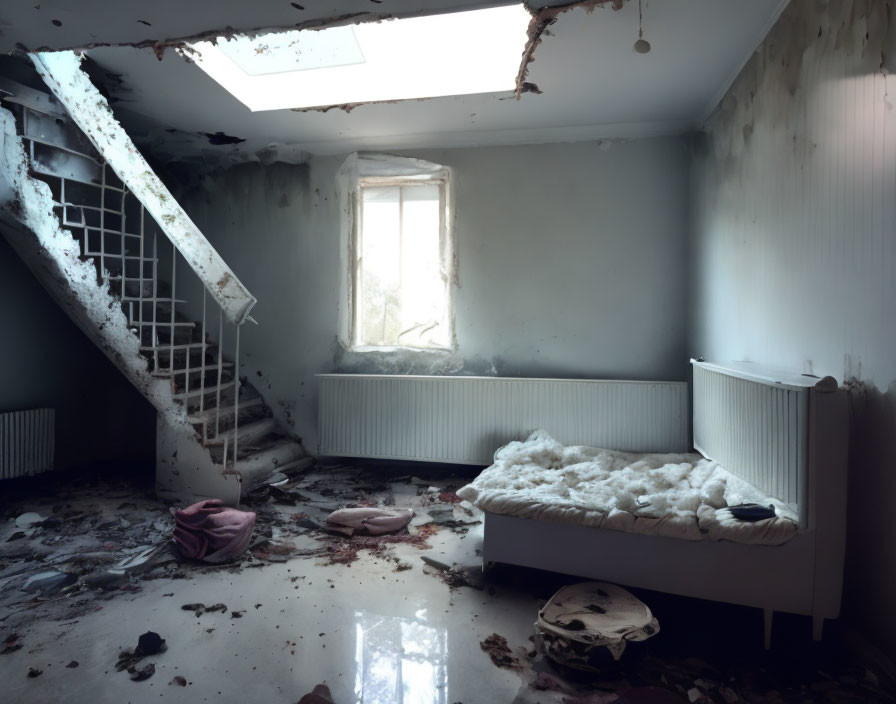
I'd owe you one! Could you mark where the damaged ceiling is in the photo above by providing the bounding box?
[0,0,510,54]
[5,0,788,164]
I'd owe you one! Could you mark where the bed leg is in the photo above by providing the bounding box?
[763,609,774,651]
[812,616,824,642]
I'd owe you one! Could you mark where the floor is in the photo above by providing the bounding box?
[0,463,893,704]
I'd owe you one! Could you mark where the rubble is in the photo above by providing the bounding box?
[1,462,895,702]
[128,662,155,681]
[182,603,227,616]
[173,499,256,562]
[325,507,414,536]
[481,633,526,670]
[136,631,165,655]
[297,682,334,704]
[536,582,659,667]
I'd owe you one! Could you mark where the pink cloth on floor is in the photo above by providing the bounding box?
[173,499,256,563]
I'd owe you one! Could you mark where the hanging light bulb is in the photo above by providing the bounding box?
[633,0,651,53]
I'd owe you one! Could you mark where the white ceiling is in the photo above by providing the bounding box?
[71,0,788,162]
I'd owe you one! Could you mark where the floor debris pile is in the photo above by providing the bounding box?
[0,462,481,645]
[1,465,894,703]
[536,582,660,669]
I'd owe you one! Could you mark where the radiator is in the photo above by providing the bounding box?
[0,408,55,479]
[691,361,816,511]
[318,374,689,464]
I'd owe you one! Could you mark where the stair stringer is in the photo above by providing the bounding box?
[0,105,238,503]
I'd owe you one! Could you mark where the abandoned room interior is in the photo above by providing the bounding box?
[0,0,894,701]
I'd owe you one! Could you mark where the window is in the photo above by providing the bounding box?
[338,154,454,351]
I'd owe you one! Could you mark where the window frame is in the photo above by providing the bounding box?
[338,153,455,354]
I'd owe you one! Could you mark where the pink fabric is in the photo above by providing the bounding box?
[173,499,256,563]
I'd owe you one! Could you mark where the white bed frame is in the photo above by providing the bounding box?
[480,360,848,648]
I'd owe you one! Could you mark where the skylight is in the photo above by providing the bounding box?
[185,5,531,112]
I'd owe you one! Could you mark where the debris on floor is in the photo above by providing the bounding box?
[181,603,227,617]
[2,462,893,704]
[128,662,155,681]
[173,499,256,562]
[421,555,485,591]
[537,582,659,668]
[115,630,167,673]
[325,507,414,536]
[481,632,526,670]
[0,461,479,642]
[297,682,335,704]
[136,630,165,655]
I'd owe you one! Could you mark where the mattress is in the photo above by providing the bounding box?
[456,430,798,546]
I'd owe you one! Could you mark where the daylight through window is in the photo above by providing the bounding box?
[355,179,451,350]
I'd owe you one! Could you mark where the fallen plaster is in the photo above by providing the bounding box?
[28,50,257,325]
[516,0,628,98]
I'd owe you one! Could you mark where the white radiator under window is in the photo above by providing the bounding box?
[0,408,55,479]
[318,374,689,463]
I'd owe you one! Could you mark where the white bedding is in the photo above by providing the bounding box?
[457,430,798,546]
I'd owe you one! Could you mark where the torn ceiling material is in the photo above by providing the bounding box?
[516,0,628,98]
[78,1,785,161]
[1,0,513,55]
[182,5,530,112]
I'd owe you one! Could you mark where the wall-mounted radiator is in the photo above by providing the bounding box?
[0,408,55,479]
[691,360,840,525]
[318,374,689,464]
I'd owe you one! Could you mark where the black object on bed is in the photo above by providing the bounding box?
[729,503,776,522]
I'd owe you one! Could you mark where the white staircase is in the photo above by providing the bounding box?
[0,54,305,503]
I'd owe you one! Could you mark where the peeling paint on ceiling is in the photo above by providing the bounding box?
[15,0,789,166]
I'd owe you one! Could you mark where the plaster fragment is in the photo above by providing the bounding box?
[517,0,628,99]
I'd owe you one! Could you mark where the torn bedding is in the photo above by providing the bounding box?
[456,430,798,545]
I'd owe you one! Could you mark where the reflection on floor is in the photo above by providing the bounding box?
[354,611,448,704]
[0,462,893,704]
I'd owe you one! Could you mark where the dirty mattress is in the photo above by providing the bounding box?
[456,430,798,545]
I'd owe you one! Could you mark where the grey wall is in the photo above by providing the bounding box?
[0,233,157,472]
[690,0,896,658]
[178,137,690,452]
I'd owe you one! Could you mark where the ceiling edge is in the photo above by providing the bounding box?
[696,0,790,128]
[297,119,694,156]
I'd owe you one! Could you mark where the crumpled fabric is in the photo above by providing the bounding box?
[173,499,256,563]
[325,507,414,536]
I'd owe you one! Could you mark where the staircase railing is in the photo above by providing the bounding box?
[2,54,257,469]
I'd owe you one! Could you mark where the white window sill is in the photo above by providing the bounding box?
[349,345,453,355]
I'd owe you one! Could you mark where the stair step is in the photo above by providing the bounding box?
[121,296,186,304]
[173,380,236,402]
[206,417,277,449]
[141,342,214,353]
[152,361,235,379]
[130,320,195,328]
[187,396,263,425]
[84,253,157,263]
[231,439,306,487]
